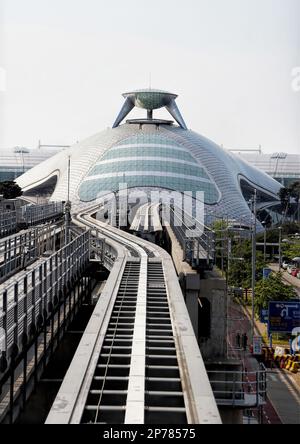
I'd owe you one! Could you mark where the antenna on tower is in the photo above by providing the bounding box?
[65,155,72,245]
[149,72,152,90]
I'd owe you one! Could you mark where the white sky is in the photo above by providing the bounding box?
[0,0,299,154]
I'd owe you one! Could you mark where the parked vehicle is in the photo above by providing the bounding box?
[282,261,290,270]
[287,265,296,275]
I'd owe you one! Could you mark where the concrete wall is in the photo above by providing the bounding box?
[199,270,228,361]
[164,225,228,360]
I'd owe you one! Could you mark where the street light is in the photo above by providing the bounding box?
[261,221,267,263]
[65,155,71,245]
[250,190,257,342]
[278,226,282,272]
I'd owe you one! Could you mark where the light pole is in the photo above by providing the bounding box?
[251,189,257,342]
[261,221,267,263]
[65,155,71,245]
[278,226,282,272]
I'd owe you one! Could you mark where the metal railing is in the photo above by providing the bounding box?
[0,231,90,361]
[165,204,215,268]
[0,211,17,238]
[20,202,65,226]
[207,364,267,408]
[89,229,117,270]
[0,224,65,284]
[0,202,65,240]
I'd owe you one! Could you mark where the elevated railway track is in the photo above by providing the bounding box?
[45,204,221,424]
[0,200,221,424]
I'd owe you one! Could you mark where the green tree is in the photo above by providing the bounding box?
[228,239,266,288]
[0,181,23,199]
[278,181,300,221]
[282,240,300,261]
[212,220,230,271]
[254,272,297,314]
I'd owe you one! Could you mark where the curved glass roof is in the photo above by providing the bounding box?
[0,147,62,181]
[123,89,177,110]
[236,153,300,178]
[79,133,220,204]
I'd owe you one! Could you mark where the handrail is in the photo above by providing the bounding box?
[0,230,90,360]
[207,365,267,407]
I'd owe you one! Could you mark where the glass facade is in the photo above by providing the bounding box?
[99,145,196,162]
[0,148,62,182]
[236,153,300,188]
[79,134,220,204]
[89,160,208,178]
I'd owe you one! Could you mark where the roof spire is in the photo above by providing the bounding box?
[112,89,187,130]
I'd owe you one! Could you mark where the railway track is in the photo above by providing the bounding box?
[45,204,221,424]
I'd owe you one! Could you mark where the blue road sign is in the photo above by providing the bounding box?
[263,268,272,280]
[268,301,300,334]
[260,309,268,324]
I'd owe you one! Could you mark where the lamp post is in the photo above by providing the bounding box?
[261,221,267,263]
[65,155,71,245]
[251,190,257,342]
[278,226,282,272]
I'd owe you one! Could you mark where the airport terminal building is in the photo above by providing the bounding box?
[16,89,283,226]
[236,152,300,188]
[0,146,63,182]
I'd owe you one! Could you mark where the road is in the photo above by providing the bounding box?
[228,299,300,424]
[268,263,300,297]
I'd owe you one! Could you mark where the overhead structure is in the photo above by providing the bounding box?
[45,205,222,424]
[0,146,65,182]
[112,89,187,130]
[16,87,283,226]
[234,151,300,188]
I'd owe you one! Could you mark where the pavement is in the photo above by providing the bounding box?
[268,263,300,297]
[266,369,300,424]
[228,299,300,424]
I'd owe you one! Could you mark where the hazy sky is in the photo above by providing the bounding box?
[0,0,299,153]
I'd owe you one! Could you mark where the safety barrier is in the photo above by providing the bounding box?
[166,204,215,269]
[0,202,65,240]
[20,202,65,226]
[0,224,65,284]
[207,364,267,408]
[0,211,17,239]
[0,230,90,364]
[261,347,299,374]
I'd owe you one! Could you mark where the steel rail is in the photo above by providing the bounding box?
[46,203,221,424]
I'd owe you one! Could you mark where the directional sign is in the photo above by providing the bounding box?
[253,336,263,355]
[260,309,268,324]
[268,301,300,334]
[263,268,272,280]
[292,335,300,353]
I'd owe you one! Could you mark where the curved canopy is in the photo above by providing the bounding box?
[113,89,187,130]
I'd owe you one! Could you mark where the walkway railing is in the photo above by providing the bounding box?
[0,211,17,238]
[0,231,90,363]
[207,364,267,408]
[20,202,65,226]
[0,224,65,284]
[166,204,215,268]
[0,202,65,239]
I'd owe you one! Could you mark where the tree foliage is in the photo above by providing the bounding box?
[228,239,266,288]
[255,222,300,247]
[278,181,300,219]
[282,240,300,261]
[254,272,297,314]
[212,220,231,271]
[0,181,23,199]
